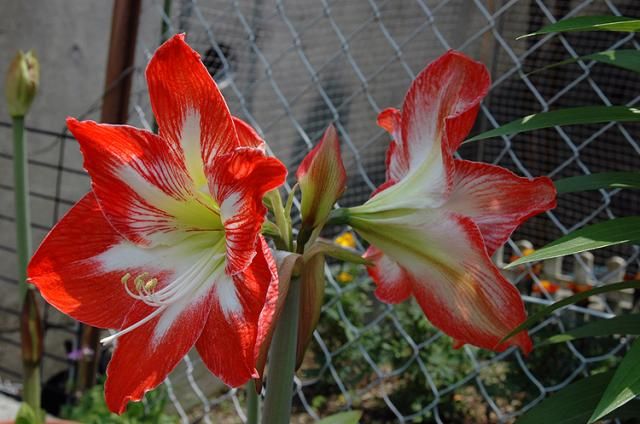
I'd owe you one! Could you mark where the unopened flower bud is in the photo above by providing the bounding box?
[296,125,347,230]
[20,290,43,366]
[5,50,39,118]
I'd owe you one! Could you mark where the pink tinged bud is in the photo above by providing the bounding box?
[5,50,39,117]
[295,253,325,370]
[296,125,347,229]
[20,290,43,366]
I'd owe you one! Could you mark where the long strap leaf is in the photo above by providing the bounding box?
[518,16,640,39]
[527,50,640,76]
[555,172,640,193]
[590,338,640,422]
[466,106,640,142]
[505,216,640,268]
[501,281,640,343]
[540,313,640,346]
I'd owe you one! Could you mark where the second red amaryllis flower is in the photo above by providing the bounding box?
[342,51,556,353]
[27,35,286,413]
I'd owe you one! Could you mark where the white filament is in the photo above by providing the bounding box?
[100,242,226,345]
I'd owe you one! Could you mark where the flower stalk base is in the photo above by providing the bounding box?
[261,278,301,424]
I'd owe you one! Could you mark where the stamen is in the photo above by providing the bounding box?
[104,238,226,346]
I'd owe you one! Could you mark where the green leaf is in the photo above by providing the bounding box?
[528,50,640,76]
[317,411,363,424]
[15,403,37,424]
[518,16,640,39]
[555,172,640,193]
[505,216,640,268]
[501,281,640,343]
[540,314,640,346]
[466,106,640,142]
[516,371,640,424]
[590,338,640,422]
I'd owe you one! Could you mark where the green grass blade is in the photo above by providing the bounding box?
[528,50,640,76]
[540,314,640,346]
[501,281,640,343]
[555,172,640,193]
[518,16,640,39]
[590,338,640,422]
[466,106,640,142]
[505,216,640,268]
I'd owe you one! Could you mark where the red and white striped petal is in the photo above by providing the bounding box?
[196,237,278,387]
[400,51,489,195]
[377,108,408,183]
[351,209,532,353]
[27,193,140,329]
[364,52,490,211]
[207,147,287,275]
[67,119,221,247]
[104,282,218,413]
[363,246,412,304]
[446,160,557,255]
[146,34,240,187]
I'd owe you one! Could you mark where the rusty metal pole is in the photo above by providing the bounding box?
[76,0,141,394]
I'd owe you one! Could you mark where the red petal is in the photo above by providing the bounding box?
[207,147,287,275]
[66,118,219,246]
[447,160,557,255]
[363,246,412,304]
[105,287,217,413]
[146,34,240,173]
[196,237,277,387]
[27,193,139,329]
[233,116,265,148]
[356,209,532,353]
[399,51,490,198]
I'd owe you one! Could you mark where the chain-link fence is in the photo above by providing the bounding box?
[1,0,639,422]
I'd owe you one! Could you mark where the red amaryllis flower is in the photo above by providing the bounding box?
[344,51,556,353]
[27,34,286,413]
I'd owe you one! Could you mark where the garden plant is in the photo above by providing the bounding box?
[5,13,640,424]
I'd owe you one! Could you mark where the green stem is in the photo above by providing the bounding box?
[246,381,260,424]
[261,278,300,424]
[23,363,41,421]
[12,116,31,303]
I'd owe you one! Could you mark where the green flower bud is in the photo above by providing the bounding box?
[5,50,39,118]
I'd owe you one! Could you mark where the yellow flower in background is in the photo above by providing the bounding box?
[334,231,356,249]
[336,271,354,284]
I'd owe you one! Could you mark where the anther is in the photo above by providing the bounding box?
[144,278,158,292]
[134,272,149,291]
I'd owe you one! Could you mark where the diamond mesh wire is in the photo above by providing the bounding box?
[0,0,639,422]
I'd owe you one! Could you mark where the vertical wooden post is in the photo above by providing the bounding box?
[76,0,141,394]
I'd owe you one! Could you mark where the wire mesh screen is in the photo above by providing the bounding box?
[1,0,639,422]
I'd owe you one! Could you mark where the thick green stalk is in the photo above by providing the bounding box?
[246,381,260,424]
[12,116,31,303]
[22,364,40,419]
[261,278,300,424]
